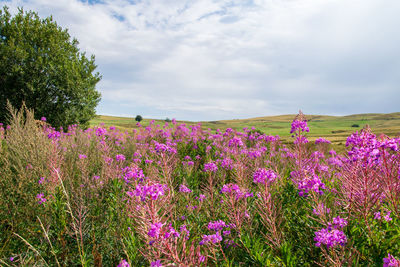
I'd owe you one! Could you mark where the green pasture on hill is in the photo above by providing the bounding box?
[90,113,400,145]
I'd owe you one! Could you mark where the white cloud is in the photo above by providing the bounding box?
[2,0,399,120]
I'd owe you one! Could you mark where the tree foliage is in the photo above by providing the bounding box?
[0,6,101,128]
[135,115,143,122]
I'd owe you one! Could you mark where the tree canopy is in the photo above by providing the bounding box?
[0,6,101,128]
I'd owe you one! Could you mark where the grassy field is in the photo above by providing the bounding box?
[90,112,400,145]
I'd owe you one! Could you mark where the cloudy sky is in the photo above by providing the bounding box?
[2,0,400,121]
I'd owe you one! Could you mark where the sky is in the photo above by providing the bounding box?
[2,0,400,121]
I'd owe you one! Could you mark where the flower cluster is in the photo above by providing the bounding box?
[36,193,47,205]
[204,162,218,172]
[228,136,244,147]
[314,228,347,249]
[148,222,163,238]
[297,175,326,196]
[199,232,222,245]
[315,137,331,144]
[130,183,168,202]
[290,119,309,134]
[383,253,400,267]
[179,184,192,193]
[253,168,277,184]
[220,183,253,200]
[122,165,145,183]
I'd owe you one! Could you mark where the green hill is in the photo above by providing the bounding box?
[90,112,400,145]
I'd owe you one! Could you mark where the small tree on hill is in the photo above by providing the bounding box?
[135,115,143,122]
[0,6,101,128]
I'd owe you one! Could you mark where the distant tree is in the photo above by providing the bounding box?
[0,6,101,128]
[351,124,360,128]
[135,115,143,122]
[165,117,171,122]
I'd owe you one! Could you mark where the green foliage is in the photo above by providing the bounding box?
[0,6,101,128]
[135,115,143,122]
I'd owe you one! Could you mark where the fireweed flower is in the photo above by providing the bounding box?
[297,175,326,197]
[199,232,223,245]
[384,211,393,222]
[47,130,61,140]
[79,154,87,159]
[220,183,253,200]
[122,166,144,183]
[228,136,244,147]
[204,162,218,172]
[253,168,277,184]
[36,193,47,204]
[179,184,192,193]
[223,230,231,236]
[221,157,234,170]
[148,222,163,238]
[332,216,348,228]
[95,127,107,136]
[164,224,180,239]
[115,154,126,162]
[221,183,240,194]
[117,259,130,267]
[314,228,347,249]
[290,119,309,134]
[132,183,168,201]
[198,194,206,202]
[180,225,190,239]
[383,253,400,267]
[199,254,206,262]
[38,177,45,184]
[374,212,382,220]
[154,141,177,154]
[207,220,228,231]
[150,260,162,267]
[315,137,331,144]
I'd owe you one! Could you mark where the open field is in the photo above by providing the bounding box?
[91,112,400,145]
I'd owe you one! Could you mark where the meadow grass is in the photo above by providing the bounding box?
[1,107,399,266]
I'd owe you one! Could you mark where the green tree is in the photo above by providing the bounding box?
[135,115,143,122]
[0,6,101,128]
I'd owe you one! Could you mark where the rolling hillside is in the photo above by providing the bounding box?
[90,112,400,145]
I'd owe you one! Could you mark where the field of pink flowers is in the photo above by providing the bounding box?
[1,107,399,266]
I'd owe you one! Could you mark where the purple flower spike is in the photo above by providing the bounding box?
[150,260,163,267]
[115,154,126,162]
[204,162,218,172]
[314,228,347,249]
[117,259,130,267]
[383,253,400,267]
[290,119,309,134]
[148,222,163,238]
[253,168,277,184]
[179,184,192,193]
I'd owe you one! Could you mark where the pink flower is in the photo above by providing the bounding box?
[148,222,163,238]
[204,162,218,172]
[117,259,130,267]
[179,184,192,193]
[115,154,126,161]
[150,260,162,267]
[253,168,277,184]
